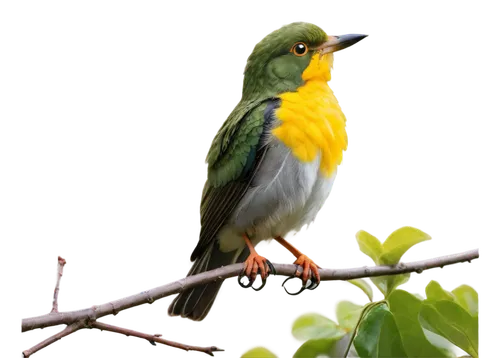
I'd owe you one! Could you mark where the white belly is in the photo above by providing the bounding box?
[218,138,336,252]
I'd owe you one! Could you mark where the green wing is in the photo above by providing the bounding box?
[190,100,275,261]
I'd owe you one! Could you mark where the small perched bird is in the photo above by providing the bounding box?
[169,22,366,321]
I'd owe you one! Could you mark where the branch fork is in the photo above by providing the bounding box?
[22,257,223,357]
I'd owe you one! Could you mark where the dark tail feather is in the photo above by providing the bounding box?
[168,243,249,321]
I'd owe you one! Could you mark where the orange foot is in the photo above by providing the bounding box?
[245,250,270,281]
[295,253,320,282]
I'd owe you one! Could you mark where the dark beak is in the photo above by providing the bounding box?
[316,34,368,54]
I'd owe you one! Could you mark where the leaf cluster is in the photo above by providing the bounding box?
[242,227,478,358]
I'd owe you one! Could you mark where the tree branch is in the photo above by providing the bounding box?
[91,321,224,356]
[51,256,66,313]
[23,249,478,334]
[22,321,84,357]
[23,257,225,357]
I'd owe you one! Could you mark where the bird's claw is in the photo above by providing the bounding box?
[282,275,306,295]
[236,259,276,293]
[281,265,322,296]
[250,259,277,291]
[266,259,277,275]
[238,271,255,288]
[304,276,323,292]
[236,275,267,293]
[252,278,267,293]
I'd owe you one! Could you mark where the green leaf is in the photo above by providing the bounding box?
[388,290,451,357]
[356,230,383,264]
[426,280,455,302]
[241,347,277,358]
[423,328,457,355]
[371,273,410,297]
[354,303,407,358]
[292,313,344,341]
[379,226,431,265]
[452,285,478,316]
[347,279,373,302]
[420,300,479,358]
[358,227,430,297]
[293,336,346,358]
[336,301,364,331]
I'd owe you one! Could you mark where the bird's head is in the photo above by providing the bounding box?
[242,22,367,99]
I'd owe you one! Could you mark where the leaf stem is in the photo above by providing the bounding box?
[343,301,387,358]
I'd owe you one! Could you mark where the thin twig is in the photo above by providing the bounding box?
[91,321,224,356]
[22,249,479,332]
[22,321,84,357]
[51,256,66,313]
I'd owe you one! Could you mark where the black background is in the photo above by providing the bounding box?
[14,12,489,357]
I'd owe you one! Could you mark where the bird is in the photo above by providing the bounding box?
[168,22,366,321]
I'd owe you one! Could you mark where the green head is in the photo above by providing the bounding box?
[242,22,367,99]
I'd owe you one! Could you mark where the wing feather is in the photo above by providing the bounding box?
[190,100,278,261]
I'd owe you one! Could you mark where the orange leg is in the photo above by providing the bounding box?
[243,235,270,280]
[275,236,321,288]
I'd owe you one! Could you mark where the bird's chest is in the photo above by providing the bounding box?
[221,82,347,244]
[272,79,348,178]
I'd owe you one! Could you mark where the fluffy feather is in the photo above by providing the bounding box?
[274,53,347,177]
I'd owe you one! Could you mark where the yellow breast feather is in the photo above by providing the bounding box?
[273,53,348,177]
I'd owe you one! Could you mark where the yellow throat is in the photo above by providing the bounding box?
[273,53,347,177]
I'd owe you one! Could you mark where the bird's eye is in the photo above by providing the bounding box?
[291,42,308,56]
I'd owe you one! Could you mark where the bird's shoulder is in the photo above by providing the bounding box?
[205,99,278,188]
